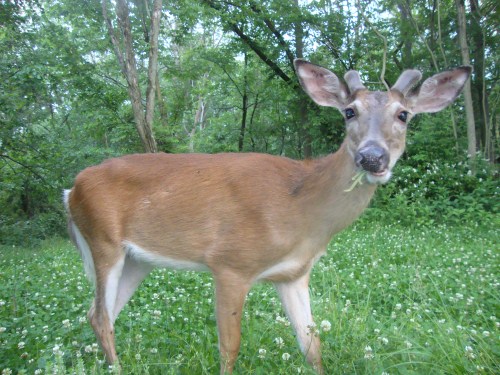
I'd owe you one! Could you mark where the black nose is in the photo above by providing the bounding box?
[355,144,389,173]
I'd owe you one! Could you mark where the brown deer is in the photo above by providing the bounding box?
[64,59,471,373]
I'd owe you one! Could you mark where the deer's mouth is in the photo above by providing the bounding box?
[371,169,388,177]
[366,169,391,184]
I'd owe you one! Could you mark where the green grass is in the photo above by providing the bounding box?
[0,222,498,374]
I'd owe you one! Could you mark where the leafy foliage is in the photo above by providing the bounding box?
[0,0,498,245]
[369,156,498,227]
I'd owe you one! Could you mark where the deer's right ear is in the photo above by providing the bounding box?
[294,59,349,109]
[407,66,472,114]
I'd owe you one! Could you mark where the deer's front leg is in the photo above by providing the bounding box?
[275,272,323,374]
[214,272,251,374]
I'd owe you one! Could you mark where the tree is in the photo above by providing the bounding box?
[455,0,477,160]
[201,0,317,157]
[469,0,493,162]
[102,0,162,153]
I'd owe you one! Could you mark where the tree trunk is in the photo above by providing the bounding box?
[397,0,413,68]
[469,0,492,161]
[144,0,162,152]
[102,0,161,153]
[156,70,168,127]
[436,0,459,154]
[294,0,311,158]
[455,0,476,161]
[238,52,249,152]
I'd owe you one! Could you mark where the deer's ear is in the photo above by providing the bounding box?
[408,66,472,114]
[294,59,349,109]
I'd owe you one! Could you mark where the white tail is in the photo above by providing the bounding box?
[64,60,470,373]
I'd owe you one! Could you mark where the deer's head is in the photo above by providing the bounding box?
[295,59,471,184]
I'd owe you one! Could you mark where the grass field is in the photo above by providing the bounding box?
[0,221,498,374]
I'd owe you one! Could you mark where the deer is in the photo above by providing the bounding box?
[64,59,471,374]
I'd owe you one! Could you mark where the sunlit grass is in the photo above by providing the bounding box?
[0,222,498,374]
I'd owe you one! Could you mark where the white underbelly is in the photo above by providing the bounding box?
[123,241,209,271]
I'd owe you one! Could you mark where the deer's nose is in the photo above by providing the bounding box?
[355,143,389,174]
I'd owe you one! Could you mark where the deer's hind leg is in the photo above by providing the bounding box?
[87,241,125,364]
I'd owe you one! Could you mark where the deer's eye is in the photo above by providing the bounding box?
[345,108,355,119]
[398,111,409,123]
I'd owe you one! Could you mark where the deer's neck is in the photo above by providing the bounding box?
[298,141,377,237]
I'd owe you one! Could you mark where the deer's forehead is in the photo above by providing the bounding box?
[353,91,404,109]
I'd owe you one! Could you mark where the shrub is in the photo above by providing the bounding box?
[368,156,498,226]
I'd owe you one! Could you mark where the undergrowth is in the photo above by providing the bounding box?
[0,223,498,374]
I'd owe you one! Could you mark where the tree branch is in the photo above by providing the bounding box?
[248,1,295,67]
[361,13,390,91]
[202,0,294,86]
[102,0,126,75]
[0,154,47,183]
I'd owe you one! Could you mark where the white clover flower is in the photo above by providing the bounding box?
[378,337,389,345]
[62,319,71,328]
[275,315,288,324]
[274,337,284,348]
[2,368,12,375]
[364,345,374,360]
[405,341,412,349]
[482,331,490,337]
[0,327,6,333]
[282,352,291,361]
[34,370,43,375]
[320,320,331,332]
[152,310,162,319]
[18,341,25,350]
[464,345,476,359]
[258,348,266,359]
[135,353,141,360]
[150,348,158,354]
[53,344,63,356]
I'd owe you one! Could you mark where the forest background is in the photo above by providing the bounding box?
[0,0,498,245]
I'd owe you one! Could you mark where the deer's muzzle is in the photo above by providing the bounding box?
[355,143,389,175]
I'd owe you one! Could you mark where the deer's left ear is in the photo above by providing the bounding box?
[407,66,472,114]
